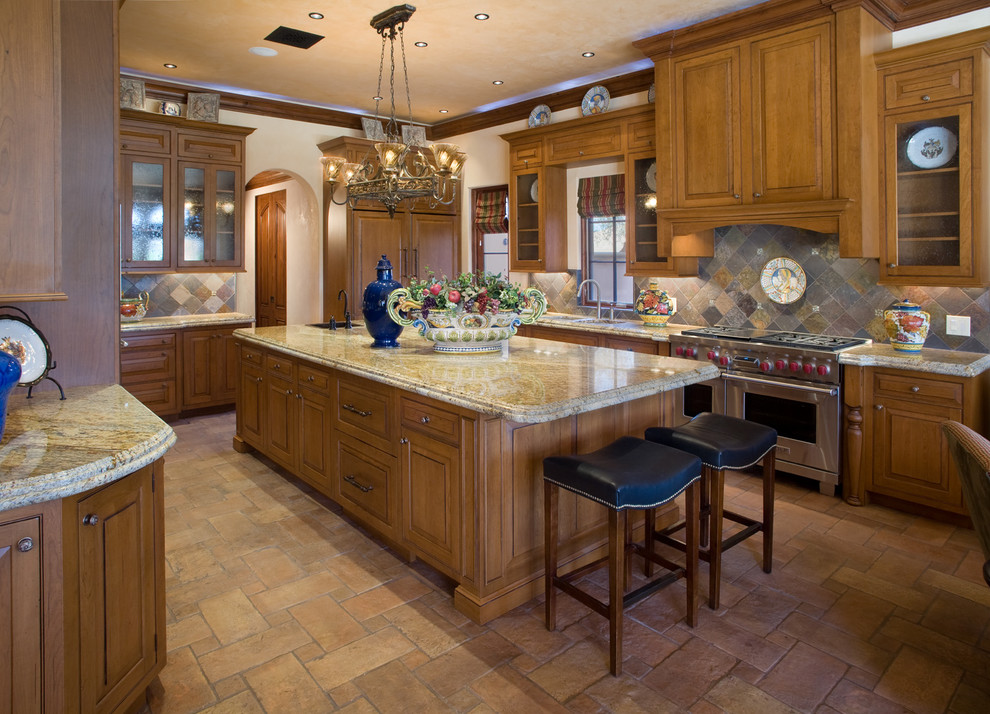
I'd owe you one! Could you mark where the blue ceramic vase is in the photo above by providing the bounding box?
[362,254,404,348]
[0,349,22,442]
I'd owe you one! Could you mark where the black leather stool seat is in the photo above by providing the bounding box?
[645,413,777,470]
[543,436,702,510]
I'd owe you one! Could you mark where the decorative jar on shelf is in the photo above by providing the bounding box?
[634,279,677,326]
[883,300,930,352]
[362,254,404,348]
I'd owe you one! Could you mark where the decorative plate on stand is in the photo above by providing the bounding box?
[760,257,807,304]
[528,104,551,128]
[906,126,957,169]
[581,85,609,115]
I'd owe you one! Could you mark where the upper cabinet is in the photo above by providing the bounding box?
[120,110,254,274]
[876,28,990,286]
[509,167,566,272]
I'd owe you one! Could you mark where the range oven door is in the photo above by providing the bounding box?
[722,372,841,491]
[670,376,725,427]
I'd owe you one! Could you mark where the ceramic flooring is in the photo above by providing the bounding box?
[143,411,990,713]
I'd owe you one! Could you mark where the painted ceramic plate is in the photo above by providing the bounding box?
[645,162,657,191]
[906,125,957,169]
[0,317,48,384]
[648,82,655,104]
[760,257,807,304]
[530,178,539,203]
[528,104,551,128]
[581,85,610,116]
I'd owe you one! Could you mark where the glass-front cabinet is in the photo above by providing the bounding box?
[177,163,242,269]
[508,166,565,272]
[122,156,172,271]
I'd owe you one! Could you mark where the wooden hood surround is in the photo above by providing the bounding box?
[633,0,982,260]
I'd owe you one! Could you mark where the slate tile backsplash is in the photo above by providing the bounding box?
[532,225,989,353]
[121,273,237,317]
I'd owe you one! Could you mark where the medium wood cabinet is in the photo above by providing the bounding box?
[120,330,179,416]
[0,515,43,712]
[508,167,566,272]
[120,110,254,274]
[516,324,665,354]
[181,325,241,408]
[876,28,990,286]
[351,210,459,291]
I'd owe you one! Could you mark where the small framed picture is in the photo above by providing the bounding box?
[159,101,181,117]
[362,117,385,141]
[119,78,145,110]
[401,124,427,147]
[187,92,220,122]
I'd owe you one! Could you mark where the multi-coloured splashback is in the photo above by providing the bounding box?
[120,273,237,318]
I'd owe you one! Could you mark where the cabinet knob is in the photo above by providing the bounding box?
[161,351,167,357]
[921,94,931,102]
[83,514,100,526]
[420,415,431,424]
[255,376,262,382]
[888,263,896,269]
[910,385,920,392]
[296,393,303,399]
[753,192,762,198]
[17,537,33,552]
[285,388,293,395]
[307,375,315,382]
[399,437,409,444]
[733,194,740,199]
[875,405,883,410]
[162,338,168,344]
[120,339,129,347]
[578,151,584,156]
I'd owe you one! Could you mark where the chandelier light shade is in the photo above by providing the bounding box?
[321,4,466,217]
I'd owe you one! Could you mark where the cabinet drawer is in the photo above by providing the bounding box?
[873,373,962,405]
[298,364,331,395]
[176,131,243,163]
[601,336,657,354]
[119,121,171,154]
[510,140,542,170]
[401,398,460,444]
[123,379,178,415]
[546,124,622,163]
[265,354,295,379]
[883,58,973,109]
[121,332,176,350]
[240,344,263,366]
[120,347,177,382]
[625,118,655,150]
[336,436,395,531]
[336,375,394,450]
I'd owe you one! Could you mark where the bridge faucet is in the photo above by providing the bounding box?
[338,289,352,328]
[576,279,602,320]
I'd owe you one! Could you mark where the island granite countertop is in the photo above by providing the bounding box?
[235,324,720,423]
[0,384,176,512]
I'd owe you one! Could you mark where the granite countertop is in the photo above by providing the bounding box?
[838,343,990,377]
[533,313,698,341]
[0,385,176,513]
[235,325,720,423]
[121,312,254,333]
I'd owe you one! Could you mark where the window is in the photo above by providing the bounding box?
[471,185,509,277]
[577,174,633,307]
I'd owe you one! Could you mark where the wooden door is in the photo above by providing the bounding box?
[352,210,405,288]
[401,431,461,570]
[76,468,158,713]
[181,328,216,407]
[255,190,287,326]
[748,22,833,203]
[673,46,744,207]
[0,517,42,713]
[409,213,459,281]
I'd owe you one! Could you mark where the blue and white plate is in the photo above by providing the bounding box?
[581,85,609,116]
[906,126,957,169]
[528,104,551,128]
[760,257,807,304]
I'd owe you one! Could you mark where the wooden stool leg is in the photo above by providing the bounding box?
[609,508,625,676]
[644,507,656,577]
[684,480,699,627]
[699,468,711,549]
[708,466,725,609]
[762,448,775,574]
[544,481,559,631]
[624,514,633,590]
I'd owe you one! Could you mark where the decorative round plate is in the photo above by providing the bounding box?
[528,104,551,128]
[0,317,49,384]
[648,83,655,104]
[530,178,539,203]
[581,85,610,116]
[760,257,807,304]
[906,125,957,169]
[645,162,657,191]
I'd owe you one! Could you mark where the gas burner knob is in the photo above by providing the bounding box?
[789,361,801,372]
[775,359,786,371]
[707,350,717,361]
[817,364,830,376]
[760,360,773,372]
[719,355,731,366]
[803,363,815,374]
[685,347,697,358]
[675,346,684,356]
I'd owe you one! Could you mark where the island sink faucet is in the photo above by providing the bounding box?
[338,289,352,328]
[576,279,603,321]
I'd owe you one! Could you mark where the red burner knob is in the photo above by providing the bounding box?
[760,360,773,372]
[775,359,786,370]
[719,355,730,366]
[817,364,830,376]
[685,347,697,358]
[675,346,684,356]
[803,363,814,374]
[707,350,717,360]
[789,361,801,372]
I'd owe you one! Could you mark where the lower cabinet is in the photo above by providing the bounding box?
[0,514,44,712]
[335,433,398,538]
[181,326,242,408]
[119,331,179,416]
[516,323,665,354]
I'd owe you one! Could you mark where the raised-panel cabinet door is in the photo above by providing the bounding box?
[265,374,296,470]
[409,213,459,281]
[352,210,404,290]
[0,517,42,713]
[749,22,833,202]
[216,329,240,404]
[238,362,266,449]
[401,431,461,570]
[76,467,158,713]
[181,329,216,407]
[298,387,332,489]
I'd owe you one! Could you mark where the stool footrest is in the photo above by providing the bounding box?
[624,570,682,609]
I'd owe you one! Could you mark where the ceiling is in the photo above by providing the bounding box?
[119,0,763,125]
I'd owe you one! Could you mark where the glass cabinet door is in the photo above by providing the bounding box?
[883,106,972,282]
[511,171,541,269]
[212,167,242,267]
[180,165,206,264]
[177,162,242,268]
[122,156,172,271]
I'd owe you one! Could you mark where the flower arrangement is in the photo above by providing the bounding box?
[405,269,534,320]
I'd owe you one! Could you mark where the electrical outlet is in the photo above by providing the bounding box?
[946,315,971,336]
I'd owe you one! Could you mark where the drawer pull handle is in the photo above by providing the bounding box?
[256,377,263,383]
[83,514,100,526]
[120,339,129,347]
[17,537,33,552]
[342,403,372,417]
[911,385,920,392]
[420,415,431,424]
[308,375,315,382]
[344,475,373,493]
[399,437,409,444]
[285,388,293,395]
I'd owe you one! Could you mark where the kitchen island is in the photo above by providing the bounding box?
[233,325,719,622]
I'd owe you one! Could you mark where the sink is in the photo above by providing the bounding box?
[307,321,363,329]
[540,314,585,322]
[574,318,625,325]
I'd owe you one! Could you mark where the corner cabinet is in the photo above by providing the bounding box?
[120,110,254,274]
[876,29,990,286]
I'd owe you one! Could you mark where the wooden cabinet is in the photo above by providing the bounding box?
[120,110,254,274]
[120,330,179,416]
[509,167,566,272]
[181,325,242,409]
[517,324,662,354]
[63,462,165,714]
[0,514,43,712]
[876,29,990,286]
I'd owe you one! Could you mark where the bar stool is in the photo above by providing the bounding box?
[543,436,702,676]
[645,413,777,609]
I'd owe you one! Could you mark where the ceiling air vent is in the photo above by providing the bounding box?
[263,26,324,50]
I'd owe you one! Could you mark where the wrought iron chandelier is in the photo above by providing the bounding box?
[321,4,465,218]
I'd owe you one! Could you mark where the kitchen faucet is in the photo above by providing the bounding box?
[576,279,603,320]
[338,289,352,328]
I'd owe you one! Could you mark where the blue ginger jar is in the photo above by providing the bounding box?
[0,349,22,442]
[362,254,404,348]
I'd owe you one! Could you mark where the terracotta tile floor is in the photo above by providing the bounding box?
[144,411,990,713]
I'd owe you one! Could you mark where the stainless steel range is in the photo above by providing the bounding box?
[668,326,870,496]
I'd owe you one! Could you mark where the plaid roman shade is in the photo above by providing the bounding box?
[576,174,625,218]
[474,188,508,233]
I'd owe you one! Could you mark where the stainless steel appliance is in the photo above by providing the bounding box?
[668,326,869,496]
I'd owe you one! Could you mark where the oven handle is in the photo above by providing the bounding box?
[722,372,838,396]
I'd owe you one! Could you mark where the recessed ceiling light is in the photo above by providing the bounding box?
[439,109,449,113]
[249,46,279,57]
[474,13,489,20]
[582,51,595,58]
[492,80,503,85]
[308,12,324,19]
[163,63,177,69]
[414,41,428,47]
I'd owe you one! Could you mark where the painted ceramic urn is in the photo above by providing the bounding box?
[883,300,930,352]
[634,279,677,326]
[362,255,404,348]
